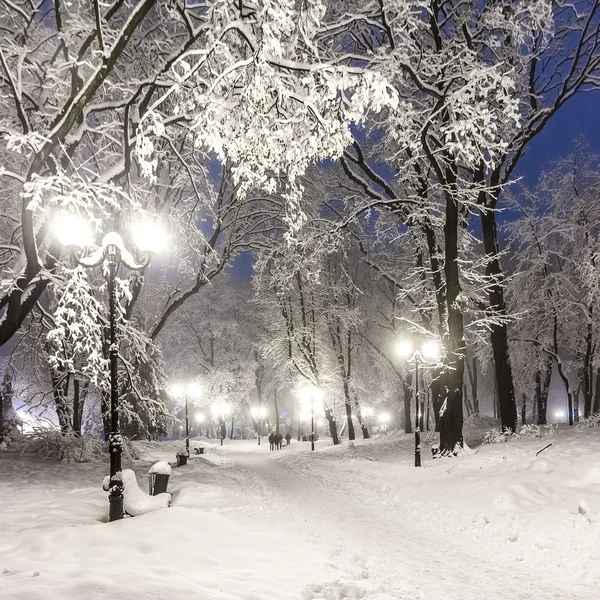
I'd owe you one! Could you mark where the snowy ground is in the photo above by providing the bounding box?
[2,428,600,599]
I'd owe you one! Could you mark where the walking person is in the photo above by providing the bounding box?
[285,432,291,446]
[268,432,274,451]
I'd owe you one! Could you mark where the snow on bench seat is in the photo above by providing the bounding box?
[102,469,171,517]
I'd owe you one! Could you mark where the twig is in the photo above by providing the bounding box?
[536,443,552,457]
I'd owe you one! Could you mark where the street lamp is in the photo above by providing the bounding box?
[212,402,231,445]
[378,412,390,432]
[170,381,202,458]
[298,385,324,451]
[195,412,206,437]
[397,338,441,468]
[55,213,165,522]
[250,405,268,445]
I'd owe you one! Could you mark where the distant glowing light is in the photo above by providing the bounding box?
[212,402,231,417]
[422,342,441,360]
[170,383,184,398]
[378,413,390,424]
[195,413,205,423]
[186,382,202,399]
[54,214,93,248]
[397,340,413,358]
[132,220,166,254]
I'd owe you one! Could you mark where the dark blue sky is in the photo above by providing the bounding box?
[515,92,600,185]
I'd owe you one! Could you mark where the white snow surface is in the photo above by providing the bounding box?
[147,460,172,476]
[1,429,600,599]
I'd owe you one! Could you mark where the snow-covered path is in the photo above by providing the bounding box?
[2,431,600,599]
[210,443,595,600]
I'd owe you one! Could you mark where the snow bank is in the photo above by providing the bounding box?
[121,469,170,516]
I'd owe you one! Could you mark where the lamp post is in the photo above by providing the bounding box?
[170,382,202,457]
[195,412,206,437]
[250,405,268,445]
[397,339,441,468]
[54,214,166,521]
[299,385,323,451]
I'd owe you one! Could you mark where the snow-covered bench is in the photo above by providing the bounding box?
[102,469,171,517]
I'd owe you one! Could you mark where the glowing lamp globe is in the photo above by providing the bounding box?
[378,412,390,424]
[187,382,202,399]
[397,340,413,358]
[195,413,205,423]
[54,214,93,248]
[422,342,441,360]
[132,221,166,254]
[170,383,184,398]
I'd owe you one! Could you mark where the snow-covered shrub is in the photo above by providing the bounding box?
[518,424,542,438]
[576,413,600,430]
[421,430,439,446]
[14,429,143,463]
[15,429,106,462]
[483,428,520,444]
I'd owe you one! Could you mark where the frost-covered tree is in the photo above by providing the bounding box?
[508,148,600,425]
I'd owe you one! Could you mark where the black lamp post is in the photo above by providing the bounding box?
[299,385,323,452]
[170,382,202,458]
[251,405,267,445]
[55,216,165,521]
[397,339,441,468]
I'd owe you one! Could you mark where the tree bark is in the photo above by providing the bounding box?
[403,373,413,434]
[593,368,600,415]
[521,393,526,426]
[438,168,465,454]
[72,379,87,436]
[479,205,517,432]
[324,407,339,445]
[273,392,280,436]
[535,356,552,425]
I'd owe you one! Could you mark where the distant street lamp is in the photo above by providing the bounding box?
[250,405,268,445]
[398,339,441,468]
[55,213,165,522]
[378,412,390,433]
[195,412,206,436]
[212,402,231,445]
[299,385,324,451]
[170,381,202,457]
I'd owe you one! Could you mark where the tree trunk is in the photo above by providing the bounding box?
[403,373,412,434]
[324,407,339,445]
[430,371,443,432]
[593,368,600,414]
[521,393,526,426]
[583,307,593,418]
[353,396,370,439]
[273,392,280,436]
[51,371,72,434]
[72,379,86,437]
[463,383,473,417]
[535,356,552,425]
[574,380,581,424]
[439,178,465,454]
[479,187,518,433]
[467,355,479,414]
[229,410,235,439]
